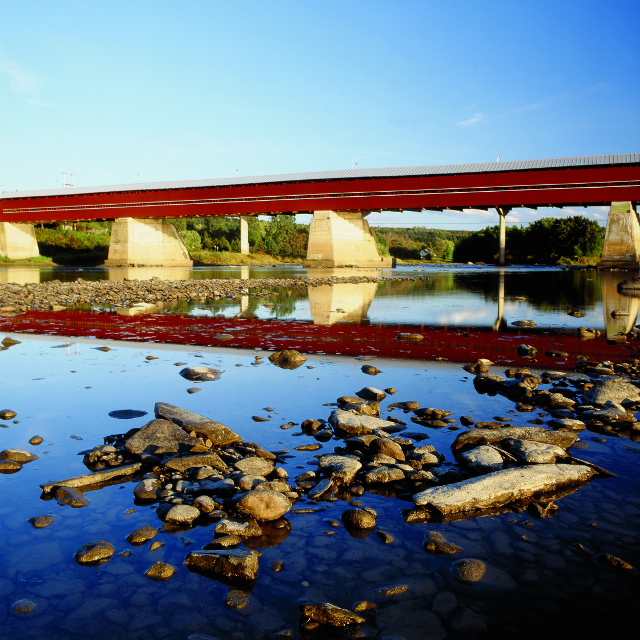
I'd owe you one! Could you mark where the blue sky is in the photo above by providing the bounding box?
[1,0,638,229]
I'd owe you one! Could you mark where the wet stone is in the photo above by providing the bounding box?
[341,508,376,530]
[55,486,90,508]
[75,540,115,565]
[0,460,22,473]
[28,515,55,528]
[28,435,44,445]
[145,561,175,581]
[356,387,387,402]
[12,599,37,614]
[126,525,158,545]
[0,449,38,463]
[164,504,201,525]
[179,367,221,381]
[234,489,292,521]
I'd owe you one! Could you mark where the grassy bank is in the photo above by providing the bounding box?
[191,250,303,265]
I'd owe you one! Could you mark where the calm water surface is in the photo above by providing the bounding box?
[0,265,639,639]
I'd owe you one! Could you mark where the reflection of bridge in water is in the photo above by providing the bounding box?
[1,267,639,365]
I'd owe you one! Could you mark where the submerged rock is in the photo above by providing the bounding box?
[55,486,90,508]
[447,558,517,595]
[28,515,55,528]
[298,601,366,627]
[413,464,596,518]
[126,525,158,545]
[341,508,376,529]
[423,530,463,554]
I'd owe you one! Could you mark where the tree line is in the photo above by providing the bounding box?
[452,216,605,264]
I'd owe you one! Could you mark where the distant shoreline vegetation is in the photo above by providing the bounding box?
[0,215,604,266]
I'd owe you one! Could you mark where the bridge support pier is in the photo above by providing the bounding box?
[303,210,393,268]
[597,202,640,270]
[496,207,510,265]
[239,217,250,255]
[0,223,40,260]
[104,218,193,267]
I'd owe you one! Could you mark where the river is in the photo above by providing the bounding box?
[0,264,638,639]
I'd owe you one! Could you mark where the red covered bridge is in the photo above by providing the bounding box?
[1,153,639,267]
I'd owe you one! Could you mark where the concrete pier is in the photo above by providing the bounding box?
[496,207,510,266]
[104,218,193,267]
[239,217,250,255]
[597,202,640,270]
[303,210,393,268]
[0,223,40,260]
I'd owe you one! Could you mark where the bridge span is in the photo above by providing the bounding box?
[1,153,639,267]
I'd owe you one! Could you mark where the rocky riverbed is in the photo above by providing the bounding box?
[0,275,427,314]
[1,336,639,639]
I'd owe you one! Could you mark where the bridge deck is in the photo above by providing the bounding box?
[1,154,639,223]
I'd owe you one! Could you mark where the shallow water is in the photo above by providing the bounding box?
[1,266,639,639]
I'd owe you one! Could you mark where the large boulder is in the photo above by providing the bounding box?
[124,419,205,457]
[234,489,291,521]
[583,378,640,405]
[154,403,241,445]
[0,449,38,463]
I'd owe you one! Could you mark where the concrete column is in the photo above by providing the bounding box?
[0,223,40,260]
[600,270,640,337]
[239,217,250,255]
[496,207,510,266]
[597,202,640,270]
[303,210,393,268]
[104,218,193,267]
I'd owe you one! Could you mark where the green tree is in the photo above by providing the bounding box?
[263,215,295,255]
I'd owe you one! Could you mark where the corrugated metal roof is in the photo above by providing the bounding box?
[3,153,638,200]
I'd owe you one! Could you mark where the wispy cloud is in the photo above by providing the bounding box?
[457,113,483,127]
[0,58,41,95]
[0,57,57,107]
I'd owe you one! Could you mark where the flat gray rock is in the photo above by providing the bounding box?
[413,464,596,516]
[164,504,201,524]
[328,410,396,437]
[124,419,204,457]
[39,463,142,494]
